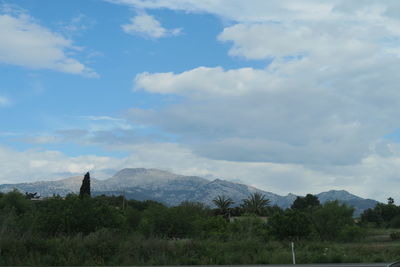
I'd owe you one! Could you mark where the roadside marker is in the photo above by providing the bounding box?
[291,242,296,264]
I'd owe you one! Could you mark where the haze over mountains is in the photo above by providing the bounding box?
[0,168,378,216]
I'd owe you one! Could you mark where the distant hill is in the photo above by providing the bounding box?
[0,168,379,216]
[0,176,104,197]
[316,190,379,217]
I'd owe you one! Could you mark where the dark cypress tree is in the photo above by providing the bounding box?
[79,172,91,197]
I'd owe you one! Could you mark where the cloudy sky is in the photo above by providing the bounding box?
[1,0,400,201]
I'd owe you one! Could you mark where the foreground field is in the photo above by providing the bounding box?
[1,191,400,266]
[1,230,400,265]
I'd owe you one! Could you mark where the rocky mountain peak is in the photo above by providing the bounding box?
[0,168,379,216]
[317,189,358,202]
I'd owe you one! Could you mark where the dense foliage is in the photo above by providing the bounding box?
[361,197,400,228]
[0,191,398,265]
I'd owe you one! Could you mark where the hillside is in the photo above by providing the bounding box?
[0,168,379,215]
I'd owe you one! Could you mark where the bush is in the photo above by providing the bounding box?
[268,209,312,240]
[338,225,365,242]
[389,215,400,228]
[227,215,269,241]
[0,190,31,215]
[194,216,228,239]
[390,231,400,240]
[313,201,355,241]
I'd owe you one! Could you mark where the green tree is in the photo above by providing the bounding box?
[291,194,320,211]
[194,216,228,239]
[360,208,383,227]
[389,215,400,228]
[79,172,91,198]
[138,204,169,237]
[313,201,354,241]
[269,209,312,240]
[0,190,31,215]
[0,191,34,235]
[361,199,400,227]
[227,215,269,241]
[34,195,68,235]
[35,194,126,236]
[212,195,234,218]
[241,192,270,216]
[267,204,283,217]
[375,202,399,225]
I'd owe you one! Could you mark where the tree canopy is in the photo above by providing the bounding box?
[291,194,320,211]
[212,195,234,218]
[241,192,270,216]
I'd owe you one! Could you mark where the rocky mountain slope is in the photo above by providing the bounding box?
[0,176,103,197]
[0,168,378,215]
[316,190,378,216]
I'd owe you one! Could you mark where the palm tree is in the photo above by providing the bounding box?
[242,192,270,216]
[212,195,234,218]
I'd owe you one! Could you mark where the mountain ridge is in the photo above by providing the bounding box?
[0,168,379,216]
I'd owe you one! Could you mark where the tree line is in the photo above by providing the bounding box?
[0,173,398,265]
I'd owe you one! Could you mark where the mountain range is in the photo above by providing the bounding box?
[0,168,378,216]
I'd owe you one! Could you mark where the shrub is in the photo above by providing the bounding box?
[268,209,312,240]
[227,215,269,241]
[390,231,400,240]
[338,225,365,242]
[389,215,400,228]
[313,201,354,241]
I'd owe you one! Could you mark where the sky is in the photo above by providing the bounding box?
[1,0,400,202]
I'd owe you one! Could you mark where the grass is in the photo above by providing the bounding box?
[1,228,400,265]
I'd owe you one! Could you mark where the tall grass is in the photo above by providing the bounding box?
[1,229,399,266]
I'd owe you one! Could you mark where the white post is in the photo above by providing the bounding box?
[291,242,296,264]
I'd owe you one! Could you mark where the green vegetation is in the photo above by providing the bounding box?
[0,190,399,266]
[361,197,400,228]
[212,195,234,218]
[291,193,320,211]
[241,192,270,216]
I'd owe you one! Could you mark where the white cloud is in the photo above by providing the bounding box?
[0,96,10,107]
[0,9,98,76]
[135,67,272,96]
[80,115,134,131]
[128,0,400,168]
[106,1,400,24]
[0,143,399,202]
[22,0,398,201]
[0,146,121,183]
[62,14,96,34]
[19,115,155,148]
[132,45,400,165]
[217,23,377,60]
[108,0,400,61]
[217,13,400,62]
[122,13,181,38]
